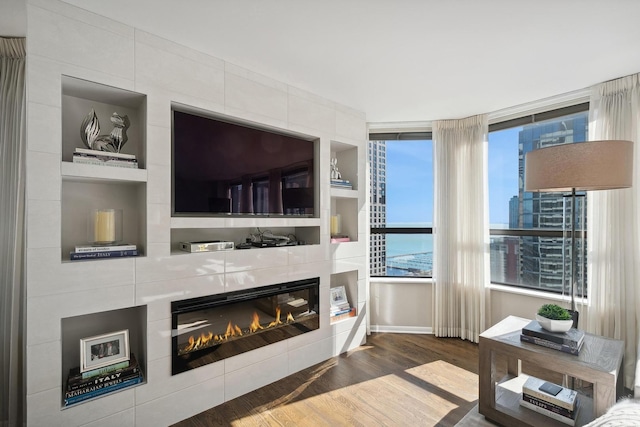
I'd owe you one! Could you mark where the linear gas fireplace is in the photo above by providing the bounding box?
[171,277,320,375]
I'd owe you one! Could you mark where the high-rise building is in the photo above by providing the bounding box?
[368,140,386,275]
[509,195,519,229]
[517,113,588,292]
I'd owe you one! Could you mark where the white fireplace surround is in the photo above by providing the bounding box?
[23,0,367,425]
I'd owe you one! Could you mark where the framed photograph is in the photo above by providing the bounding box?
[330,286,349,307]
[80,329,130,372]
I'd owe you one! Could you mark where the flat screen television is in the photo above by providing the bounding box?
[172,109,316,217]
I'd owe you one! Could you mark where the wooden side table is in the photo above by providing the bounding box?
[479,316,624,426]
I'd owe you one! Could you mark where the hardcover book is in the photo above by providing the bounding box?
[74,243,137,253]
[522,376,577,410]
[64,374,143,406]
[68,354,138,385]
[66,368,141,394]
[522,393,575,419]
[519,398,577,426]
[72,156,139,169]
[69,249,138,260]
[75,147,136,160]
[520,333,583,355]
[522,320,585,347]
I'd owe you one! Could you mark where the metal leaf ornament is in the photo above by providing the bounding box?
[80,109,130,153]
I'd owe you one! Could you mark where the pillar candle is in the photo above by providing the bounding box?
[94,209,116,243]
[330,214,341,236]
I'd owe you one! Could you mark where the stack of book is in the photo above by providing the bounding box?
[73,148,138,169]
[64,353,143,407]
[520,376,578,425]
[70,243,138,261]
[520,320,585,355]
[330,178,352,189]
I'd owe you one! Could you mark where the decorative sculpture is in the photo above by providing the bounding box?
[330,157,342,180]
[80,109,130,153]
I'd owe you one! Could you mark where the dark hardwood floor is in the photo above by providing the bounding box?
[173,333,480,427]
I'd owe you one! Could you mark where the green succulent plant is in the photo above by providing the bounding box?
[537,304,572,320]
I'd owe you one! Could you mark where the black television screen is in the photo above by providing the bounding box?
[172,110,315,217]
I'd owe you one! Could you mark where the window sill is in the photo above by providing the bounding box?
[487,283,587,305]
[369,278,587,305]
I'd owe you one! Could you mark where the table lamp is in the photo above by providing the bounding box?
[524,140,633,327]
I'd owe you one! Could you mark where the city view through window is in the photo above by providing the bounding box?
[369,109,588,295]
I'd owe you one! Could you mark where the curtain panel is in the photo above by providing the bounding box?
[0,37,26,427]
[432,114,489,343]
[587,74,640,390]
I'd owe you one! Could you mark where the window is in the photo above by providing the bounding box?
[488,103,589,295]
[369,135,433,277]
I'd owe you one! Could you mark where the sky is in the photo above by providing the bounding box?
[385,127,521,226]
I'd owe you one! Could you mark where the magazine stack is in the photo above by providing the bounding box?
[64,353,143,407]
[520,376,578,425]
[73,148,138,169]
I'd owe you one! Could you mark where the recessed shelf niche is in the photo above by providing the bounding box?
[60,76,147,261]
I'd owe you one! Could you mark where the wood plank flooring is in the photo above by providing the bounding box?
[173,333,480,427]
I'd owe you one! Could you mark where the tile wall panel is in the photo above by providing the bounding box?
[27,4,134,79]
[135,356,224,405]
[135,377,225,427]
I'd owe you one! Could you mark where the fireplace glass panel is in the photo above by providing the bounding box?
[172,278,319,375]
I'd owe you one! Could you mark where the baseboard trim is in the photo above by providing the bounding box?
[369,325,432,334]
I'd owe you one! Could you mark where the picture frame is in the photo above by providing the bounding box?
[330,286,349,307]
[80,329,130,372]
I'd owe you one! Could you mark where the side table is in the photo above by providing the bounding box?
[479,315,624,426]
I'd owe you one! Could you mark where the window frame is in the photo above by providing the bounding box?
[368,102,590,288]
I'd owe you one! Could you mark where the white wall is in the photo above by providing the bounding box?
[24,0,367,425]
[370,280,578,332]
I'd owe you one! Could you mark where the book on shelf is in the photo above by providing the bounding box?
[68,354,138,384]
[75,147,136,160]
[66,366,142,394]
[64,373,143,406]
[522,320,585,348]
[522,393,576,419]
[520,333,583,355]
[69,249,138,260]
[519,398,577,426]
[330,235,351,243]
[330,307,356,322]
[331,183,353,189]
[330,305,351,315]
[522,376,577,411]
[74,243,137,253]
[73,157,139,169]
[72,153,138,169]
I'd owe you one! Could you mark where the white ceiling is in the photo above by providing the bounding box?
[10,1,640,123]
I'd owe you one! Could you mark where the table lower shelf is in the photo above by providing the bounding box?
[486,375,595,427]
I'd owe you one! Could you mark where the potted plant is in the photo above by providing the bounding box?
[536,304,574,332]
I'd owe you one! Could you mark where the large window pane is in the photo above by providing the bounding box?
[488,110,588,294]
[369,139,433,277]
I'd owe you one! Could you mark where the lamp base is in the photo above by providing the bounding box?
[568,309,579,329]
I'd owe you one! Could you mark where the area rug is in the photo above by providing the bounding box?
[455,404,498,427]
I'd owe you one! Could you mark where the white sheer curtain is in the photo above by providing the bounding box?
[586,74,640,390]
[0,37,26,427]
[432,114,489,343]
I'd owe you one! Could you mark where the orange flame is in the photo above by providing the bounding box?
[250,312,264,333]
[182,308,298,355]
[268,307,283,328]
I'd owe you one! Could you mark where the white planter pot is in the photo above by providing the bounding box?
[536,314,573,332]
